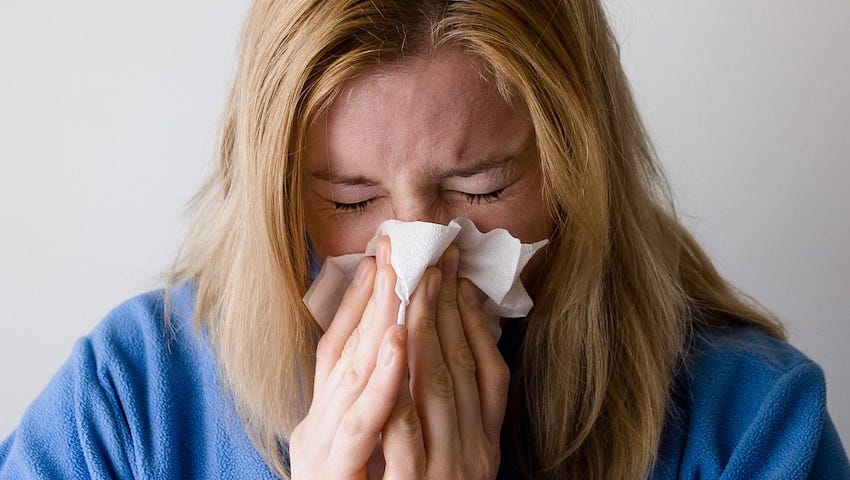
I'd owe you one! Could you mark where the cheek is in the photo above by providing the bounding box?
[464,209,550,244]
[304,211,384,262]
[464,194,552,245]
[302,188,375,261]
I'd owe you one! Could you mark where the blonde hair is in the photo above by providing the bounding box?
[170,0,785,478]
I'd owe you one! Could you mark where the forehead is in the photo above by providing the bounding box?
[305,49,533,177]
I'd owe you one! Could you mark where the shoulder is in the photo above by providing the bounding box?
[81,282,210,400]
[72,284,212,403]
[1,284,277,479]
[92,285,273,473]
[688,325,814,375]
[87,282,198,355]
[683,326,823,411]
[652,326,850,479]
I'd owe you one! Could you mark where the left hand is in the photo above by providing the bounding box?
[378,244,511,479]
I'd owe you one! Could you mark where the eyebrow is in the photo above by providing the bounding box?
[310,156,515,185]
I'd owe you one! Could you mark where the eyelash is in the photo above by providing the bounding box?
[332,188,505,213]
[463,188,504,205]
[332,199,373,213]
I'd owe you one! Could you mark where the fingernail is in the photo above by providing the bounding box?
[376,267,387,296]
[441,246,459,277]
[376,266,395,298]
[377,238,390,265]
[354,259,370,287]
[461,280,481,307]
[427,273,441,305]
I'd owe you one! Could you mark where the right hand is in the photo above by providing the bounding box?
[289,238,407,479]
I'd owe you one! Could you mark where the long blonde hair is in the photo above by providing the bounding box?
[170,0,784,477]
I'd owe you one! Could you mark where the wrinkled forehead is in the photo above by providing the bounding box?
[305,49,533,175]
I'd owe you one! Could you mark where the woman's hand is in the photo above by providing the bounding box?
[381,245,510,479]
[290,238,510,479]
[289,239,408,479]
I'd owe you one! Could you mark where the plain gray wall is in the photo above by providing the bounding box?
[2,0,848,452]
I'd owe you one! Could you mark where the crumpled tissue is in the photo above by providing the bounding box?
[303,217,548,341]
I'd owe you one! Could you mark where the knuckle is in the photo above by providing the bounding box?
[477,461,498,480]
[288,421,315,459]
[412,313,437,337]
[339,364,365,391]
[484,445,502,478]
[465,448,499,480]
[438,282,458,306]
[339,328,361,359]
[448,346,477,378]
[388,443,427,478]
[339,408,370,436]
[393,403,423,436]
[315,336,335,364]
[427,364,455,399]
[487,361,511,397]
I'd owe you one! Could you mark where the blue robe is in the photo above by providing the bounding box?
[2,285,847,479]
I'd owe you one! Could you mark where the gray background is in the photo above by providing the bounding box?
[2,0,848,451]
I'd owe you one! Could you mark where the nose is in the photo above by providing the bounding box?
[390,197,451,225]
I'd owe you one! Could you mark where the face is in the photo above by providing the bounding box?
[303,48,554,284]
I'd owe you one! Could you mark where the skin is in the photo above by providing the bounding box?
[292,48,554,478]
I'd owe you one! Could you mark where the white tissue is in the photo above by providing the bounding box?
[303,217,548,341]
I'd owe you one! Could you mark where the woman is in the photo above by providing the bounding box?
[1,0,847,478]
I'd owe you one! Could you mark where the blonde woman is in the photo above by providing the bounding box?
[2,1,847,479]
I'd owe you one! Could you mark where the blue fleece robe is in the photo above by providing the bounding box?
[1,285,848,479]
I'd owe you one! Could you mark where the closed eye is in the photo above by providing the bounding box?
[332,199,373,213]
[463,188,504,205]
[332,188,504,212]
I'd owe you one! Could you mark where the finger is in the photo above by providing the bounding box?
[314,241,400,432]
[381,369,427,478]
[344,237,397,372]
[434,246,484,443]
[406,266,459,457]
[333,253,400,384]
[327,324,408,475]
[458,278,511,444]
[315,257,376,387]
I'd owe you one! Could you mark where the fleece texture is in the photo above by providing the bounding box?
[1,285,847,479]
